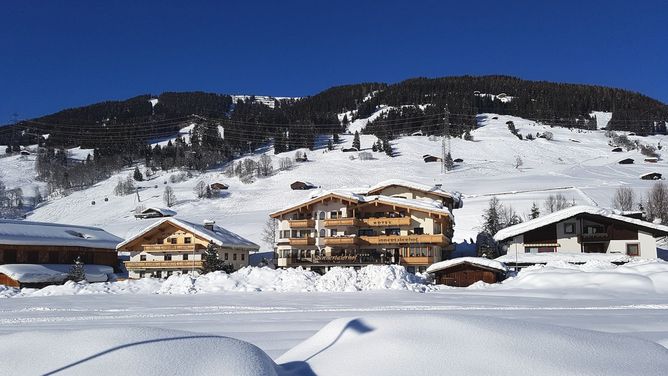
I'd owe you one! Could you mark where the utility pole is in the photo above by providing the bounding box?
[441,106,450,174]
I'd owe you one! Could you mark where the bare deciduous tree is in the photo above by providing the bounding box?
[543,193,572,214]
[261,218,278,250]
[257,155,274,177]
[514,155,523,169]
[194,180,208,198]
[645,182,668,224]
[612,187,635,211]
[163,186,177,207]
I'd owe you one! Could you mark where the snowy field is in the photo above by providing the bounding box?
[1,262,668,374]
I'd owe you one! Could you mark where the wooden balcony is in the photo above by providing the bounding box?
[361,217,411,227]
[289,237,316,246]
[142,244,198,252]
[400,256,431,265]
[288,219,316,228]
[323,217,361,227]
[124,260,204,269]
[280,256,385,266]
[323,236,361,246]
[360,234,447,245]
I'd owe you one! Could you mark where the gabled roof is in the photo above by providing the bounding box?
[0,219,122,249]
[426,257,508,274]
[117,217,259,250]
[269,190,452,219]
[366,179,452,198]
[494,205,668,242]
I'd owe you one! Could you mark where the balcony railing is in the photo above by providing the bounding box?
[360,234,447,245]
[288,219,316,228]
[288,237,316,246]
[323,218,361,227]
[361,217,411,227]
[142,244,198,252]
[124,260,204,269]
[579,233,610,242]
[323,236,361,246]
[400,256,431,265]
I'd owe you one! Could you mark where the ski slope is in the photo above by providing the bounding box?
[2,113,666,252]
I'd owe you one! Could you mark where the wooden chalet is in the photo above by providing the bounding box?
[453,158,463,163]
[118,217,259,279]
[618,158,634,165]
[426,257,507,287]
[0,220,122,287]
[644,157,659,163]
[611,147,623,152]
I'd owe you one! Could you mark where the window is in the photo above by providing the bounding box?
[139,271,145,278]
[166,271,172,277]
[140,254,147,261]
[319,211,326,220]
[233,253,237,261]
[184,237,192,244]
[183,254,189,261]
[358,229,374,236]
[241,253,245,261]
[564,223,575,234]
[330,211,339,219]
[385,228,401,236]
[413,227,424,235]
[224,253,229,260]
[164,254,172,261]
[170,238,177,244]
[330,229,338,237]
[155,271,162,279]
[626,243,639,256]
[525,247,556,254]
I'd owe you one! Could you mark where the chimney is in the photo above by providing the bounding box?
[203,220,215,231]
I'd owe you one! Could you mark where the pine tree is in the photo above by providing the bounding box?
[482,196,503,235]
[333,133,340,143]
[383,139,392,156]
[133,166,143,181]
[530,202,540,219]
[67,256,86,282]
[375,139,383,152]
[352,131,361,150]
[202,242,234,273]
[372,143,377,152]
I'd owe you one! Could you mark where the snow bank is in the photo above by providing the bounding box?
[0,264,113,283]
[277,314,668,376]
[501,259,668,293]
[2,265,432,298]
[0,327,278,376]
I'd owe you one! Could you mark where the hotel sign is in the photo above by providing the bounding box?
[314,255,358,263]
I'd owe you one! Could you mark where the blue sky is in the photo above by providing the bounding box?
[1,0,666,121]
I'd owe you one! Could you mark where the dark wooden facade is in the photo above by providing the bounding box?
[0,245,118,269]
[291,181,316,190]
[433,262,504,287]
[210,183,229,190]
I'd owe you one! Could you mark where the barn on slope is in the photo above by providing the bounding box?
[426,257,507,287]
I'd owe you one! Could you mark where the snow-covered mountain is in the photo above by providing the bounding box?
[2,112,666,251]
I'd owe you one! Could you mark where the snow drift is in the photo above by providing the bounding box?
[0,265,432,298]
[277,314,668,376]
[0,327,278,376]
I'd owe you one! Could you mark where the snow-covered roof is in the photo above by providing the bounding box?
[270,190,452,218]
[0,264,113,283]
[366,179,454,198]
[117,217,259,250]
[495,252,632,264]
[494,205,668,242]
[426,257,507,274]
[141,207,177,216]
[0,220,122,249]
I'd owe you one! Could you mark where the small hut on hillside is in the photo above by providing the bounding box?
[640,172,662,181]
[134,207,177,219]
[611,147,623,152]
[423,154,442,163]
[644,157,659,163]
[426,257,507,287]
[290,181,317,190]
[210,183,229,191]
[618,158,634,165]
